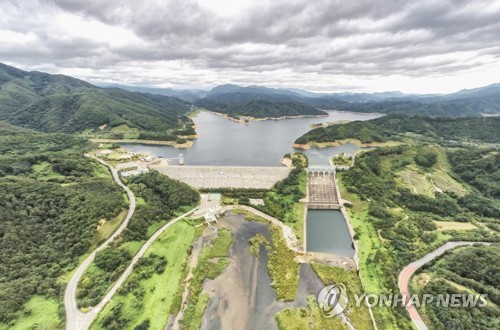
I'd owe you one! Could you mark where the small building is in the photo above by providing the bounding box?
[204,206,222,224]
[120,168,149,178]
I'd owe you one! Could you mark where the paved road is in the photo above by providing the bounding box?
[398,241,492,330]
[64,155,196,330]
[65,156,137,330]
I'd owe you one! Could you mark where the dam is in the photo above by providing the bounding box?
[304,167,355,258]
[151,165,292,189]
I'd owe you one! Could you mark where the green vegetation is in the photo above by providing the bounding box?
[257,168,307,242]
[332,153,353,166]
[312,264,374,330]
[77,247,132,308]
[249,233,271,256]
[283,152,309,168]
[414,148,438,167]
[0,125,126,326]
[267,226,300,301]
[91,221,202,330]
[77,171,200,308]
[449,149,499,199]
[196,89,327,119]
[0,63,195,140]
[414,245,500,329]
[295,115,500,145]
[207,167,307,242]
[181,229,233,329]
[338,91,500,117]
[275,296,348,330]
[337,145,499,329]
[0,296,61,330]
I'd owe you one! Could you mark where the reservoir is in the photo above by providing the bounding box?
[306,209,355,257]
[120,110,382,166]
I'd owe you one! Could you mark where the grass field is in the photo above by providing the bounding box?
[433,221,478,231]
[396,166,435,197]
[267,225,300,301]
[312,264,374,330]
[92,221,202,330]
[337,176,399,329]
[431,170,468,196]
[0,296,61,330]
[395,146,468,198]
[91,210,127,248]
[31,161,65,181]
[282,171,307,245]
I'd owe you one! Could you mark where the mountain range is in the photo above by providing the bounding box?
[1,62,499,139]
[0,63,193,139]
[193,83,500,118]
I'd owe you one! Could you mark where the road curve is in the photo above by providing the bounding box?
[64,156,137,330]
[64,155,197,330]
[398,241,492,330]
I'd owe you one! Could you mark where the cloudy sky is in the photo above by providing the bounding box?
[1,0,500,93]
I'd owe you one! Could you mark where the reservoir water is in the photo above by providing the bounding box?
[306,209,355,257]
[120,110,383,166]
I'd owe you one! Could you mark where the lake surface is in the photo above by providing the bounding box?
[120,110,383,166]
[306,209,355,257]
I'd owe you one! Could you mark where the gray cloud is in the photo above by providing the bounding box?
[1,0,499,92]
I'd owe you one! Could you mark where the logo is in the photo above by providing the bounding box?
[318,283,349,318]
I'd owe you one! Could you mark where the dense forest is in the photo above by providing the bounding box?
[0,63,194,139]
[295,115,500,144]
[196,91,327,118]
[339,145,500,328]
[124,171,200,241]
[417,245,500,329]
[0,124,125,324]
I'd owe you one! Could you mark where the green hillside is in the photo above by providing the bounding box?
[295,115,500,144]
[0,63,194,139]
[196,90,328,118]
[338,93,500,116]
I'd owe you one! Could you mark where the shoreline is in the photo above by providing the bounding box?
[292,138,397,149]
[204,109,329,124]
[89,138,194,148]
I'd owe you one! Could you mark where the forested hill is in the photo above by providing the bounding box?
[195,89,328,118]
[0,63,193,137]
[295,115,500,144]
[337,93,500,117]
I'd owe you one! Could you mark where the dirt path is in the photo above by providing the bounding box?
[64,155,137,330]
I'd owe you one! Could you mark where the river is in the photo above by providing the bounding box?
[120,110,383,166]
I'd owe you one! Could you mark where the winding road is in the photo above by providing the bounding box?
[398,241,492,330]
[64,155,196,330]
